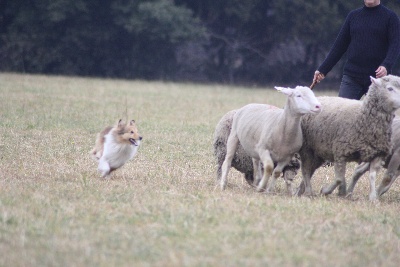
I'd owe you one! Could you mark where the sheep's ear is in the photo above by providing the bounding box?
[370,76,381,86]
[275,86,293,96]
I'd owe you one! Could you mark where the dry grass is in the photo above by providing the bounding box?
[0,73,399,267]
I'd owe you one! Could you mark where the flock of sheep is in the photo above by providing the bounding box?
[213,75,400,201]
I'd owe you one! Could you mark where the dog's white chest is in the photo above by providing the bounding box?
[102,134,138,169]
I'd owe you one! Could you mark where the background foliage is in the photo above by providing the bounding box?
[1,0,400,85]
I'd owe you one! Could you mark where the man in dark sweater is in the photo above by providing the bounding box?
[313,0,400,99]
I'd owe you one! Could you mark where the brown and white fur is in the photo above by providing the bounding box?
[91,119,142,178]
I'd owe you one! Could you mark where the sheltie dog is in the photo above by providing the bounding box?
[91,119,142,178]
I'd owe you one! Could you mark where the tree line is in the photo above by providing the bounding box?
[1,0,400,86]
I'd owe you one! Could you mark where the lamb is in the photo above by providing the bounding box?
[219,86,321,193]
[297,75,400,201]
[213,109,301,194]
[347,117,400,198]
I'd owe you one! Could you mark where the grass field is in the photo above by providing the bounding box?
[1,73,399,267]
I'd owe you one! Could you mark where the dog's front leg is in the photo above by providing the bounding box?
[98,158,111,178]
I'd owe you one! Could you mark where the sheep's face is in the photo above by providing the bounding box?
[371,75,400,109]
[275,86,322,115]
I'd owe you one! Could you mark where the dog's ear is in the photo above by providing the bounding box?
[117,119,123,127]
[130,120,135,125]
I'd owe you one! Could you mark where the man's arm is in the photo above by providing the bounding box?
[318,13,352,76]
[381,13,400,73]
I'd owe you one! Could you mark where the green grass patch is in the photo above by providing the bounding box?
[0,73,399,267]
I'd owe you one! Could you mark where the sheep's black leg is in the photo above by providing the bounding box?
[297,149,322,197]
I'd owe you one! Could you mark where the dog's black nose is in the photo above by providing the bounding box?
[139,136,143,140]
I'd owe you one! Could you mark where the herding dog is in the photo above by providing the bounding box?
[91,119,142,178]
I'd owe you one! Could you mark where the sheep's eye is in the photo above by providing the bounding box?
[296,95,302,98]
[388,87,394,92]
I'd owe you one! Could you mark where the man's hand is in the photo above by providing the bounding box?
[313,70,325,84]
[375,66,387,78]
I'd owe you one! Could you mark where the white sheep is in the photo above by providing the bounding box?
[347,117,400,198]
[220,86,321,193]
[213,109,301,194]
[297,75,400,201]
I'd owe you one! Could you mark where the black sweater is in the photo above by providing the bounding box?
[318,4,400,80]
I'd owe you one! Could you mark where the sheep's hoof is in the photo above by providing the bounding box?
[293,183,305,197]
[287,188,295,197]
[220,181,227,191]
[345,193,358,201]
[304,193,316,199]
[101,172,110,179]
[264,188,274,195]
[297,187,315,198]
[252,179,260,187]
[377,186,389,197]
[256,186,265,193]
[293,187,302,197]
[320,187,330,196]
[369,193,378,202]
[337,186,346,197]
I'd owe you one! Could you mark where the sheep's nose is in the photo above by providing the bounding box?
[311,104,322,113]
